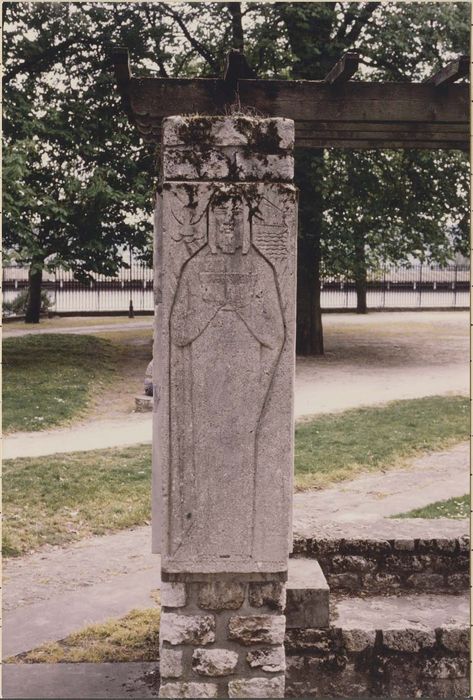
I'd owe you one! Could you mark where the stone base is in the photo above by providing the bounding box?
[134,395,153,412]
[159,572,287,698]
[286,558,329,629]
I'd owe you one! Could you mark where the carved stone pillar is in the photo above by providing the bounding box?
[153,116,297,698]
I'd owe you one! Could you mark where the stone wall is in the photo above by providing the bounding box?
[293,536,469,593]
[159,574,287,698]
[285,625,469,698]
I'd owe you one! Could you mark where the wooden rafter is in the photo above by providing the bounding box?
[424,55,469,87]
[112,49,469,150]
[324,51,360,85]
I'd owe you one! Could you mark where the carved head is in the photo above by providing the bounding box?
[209,200,250,255]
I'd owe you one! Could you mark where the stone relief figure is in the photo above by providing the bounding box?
[169,197,285,561]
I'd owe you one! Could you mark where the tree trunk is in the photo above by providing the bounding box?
[354,231,368,314]
[297,236,324,355]
[25,262,43,323]
[227,3,244,50]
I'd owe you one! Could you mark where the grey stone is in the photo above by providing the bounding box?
[160,613,215,646]
[134,395,153,412]
[406,573,445,590]
[159,681,219,698]
[198,581,245,610]
[248,582,285,611]
[247,647,286,672]
[160,648,183,679]
[154,115,297,573]
[285,628,333,653]
[332,555,376,573]
[393,539,415,551]
[286,558,329,628]
[161,581,186,608]
[382,628,436,652]
[235,152,294,181]
[228,675,285,698]
[228,615,286,645]
[440,626,469,652]
[326,572,360,590]
[447,573,469,589]
[192,648,238,677]
[144,359,153,396]
[435,538,457,553]
[341,629,376,653]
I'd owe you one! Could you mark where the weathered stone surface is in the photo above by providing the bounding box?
[159,681,219,698]
[363,572,401,589]
[228,615,286,645]
[458,535,470,553]
[326,572,360,590]
[162,116,294,150]
[286,558,329,629]
[192,648,238,677]
[248,582,286,611]
[228,675,285,698]
[198,581,245,610]
[406,573,445,590]
[382,628,436,652]
[285,628,333,653]
[161,581,186,608]
[440,626,469,652]
[160,648,183,678]
[341,629,376,653]
[332,555,376,573]
[435,538,458,553]
[160,613,215,646]
[393,539,415,551]
[447,573,469,589]
[247,647,286,672]
[154,116,297,573]
[235,152,294,181]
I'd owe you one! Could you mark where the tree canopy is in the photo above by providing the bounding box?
[3,2,469,331]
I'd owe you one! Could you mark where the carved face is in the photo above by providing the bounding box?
[214,206,244,254]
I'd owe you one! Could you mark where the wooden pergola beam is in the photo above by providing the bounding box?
[424,55,469,87]
[112,50,469,150]
[324,51,360,85]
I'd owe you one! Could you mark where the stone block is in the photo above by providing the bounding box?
[248,582,286,611]
[154,172,297,572]
[160,613,215,646]
[161,581,186,608]
[382,628,436,652]
[406,573,445,590]
[160,648,183,679]
[192,648,238,676]
[326,572,360,590]
[332,555,377,573]
[235,152,294,181]
[286,558,329,628]
[198,581,245,610]
[393,539,415,551]
[440,626,469,653]
[134,395,153,412]
[285,628,334,653]
[228,675,285,698]
[458,535,470,553]
[363,572,401,590]
[159,681,219,698]
[341,629,376,653]
[228,615,286,645]
[247,647,286,672]
[341,538,392,555]
[435,538,458,553]
[447,573,469,589]
[163,146,232,180]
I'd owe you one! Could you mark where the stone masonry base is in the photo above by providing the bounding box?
[159,572,287,698]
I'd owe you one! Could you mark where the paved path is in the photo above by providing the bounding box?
[4,443,468,658]
[3,320,153,338]
[4,311,467,459]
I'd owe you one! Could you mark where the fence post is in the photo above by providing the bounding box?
[453,264,458,307]
[418,265,423,308]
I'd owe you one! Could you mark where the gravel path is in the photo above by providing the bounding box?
[3,311,468,459]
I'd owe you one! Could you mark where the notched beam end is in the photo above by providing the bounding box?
[424,55,470,87]
[324,51,360,85]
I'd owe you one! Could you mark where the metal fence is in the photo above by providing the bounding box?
[2,263,469,314]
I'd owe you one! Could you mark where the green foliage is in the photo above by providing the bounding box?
[3,288,52,316]
[2,333,119,432]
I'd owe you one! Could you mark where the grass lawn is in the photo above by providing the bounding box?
[3,395,468,557]
[6,608,160,664]
[392,494,470,519]
[3,334,121,433]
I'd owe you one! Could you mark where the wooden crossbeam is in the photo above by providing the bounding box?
[424,55,469,87]
[112,50,469,150]
[324,51,360,85]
